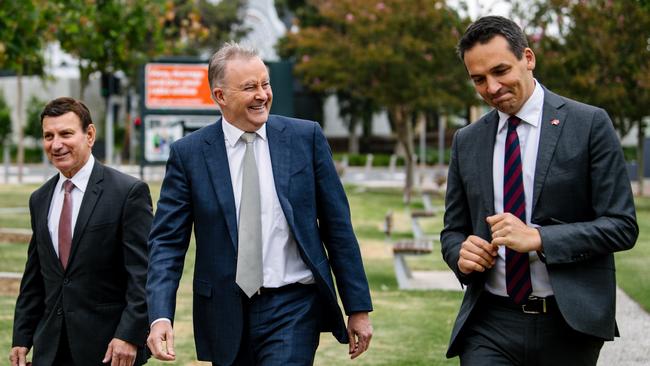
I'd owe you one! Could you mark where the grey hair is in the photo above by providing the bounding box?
[208,41,259,89]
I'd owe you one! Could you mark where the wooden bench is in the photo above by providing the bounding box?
[384,211,435,289]
[0,228,32,243]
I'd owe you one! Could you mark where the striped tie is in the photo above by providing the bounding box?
[504,116,532,304]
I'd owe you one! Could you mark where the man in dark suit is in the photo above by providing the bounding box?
[441,16,638,365]
[146,42,373,365]
[10,97,152,366]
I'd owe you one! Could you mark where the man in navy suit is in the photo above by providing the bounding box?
[146,42,373,365]
[441,16,638,365]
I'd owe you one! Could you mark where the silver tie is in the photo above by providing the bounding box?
[236,132,263,297]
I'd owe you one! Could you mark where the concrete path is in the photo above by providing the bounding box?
[406,269,650,365]
[598,288,650,365]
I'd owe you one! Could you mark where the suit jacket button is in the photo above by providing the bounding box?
[63,278,70,285]
[56,308,63,316]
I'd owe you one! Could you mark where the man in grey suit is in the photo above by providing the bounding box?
[441,16,638,365]
[10,97,152,366]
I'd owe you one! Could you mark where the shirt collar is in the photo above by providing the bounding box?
[57,154,95,194]
[497,79,544,133]
[221,116,267,148]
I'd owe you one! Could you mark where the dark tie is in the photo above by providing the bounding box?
[504,116,532,304]
[236,132,263,297]
[59,180,74,270]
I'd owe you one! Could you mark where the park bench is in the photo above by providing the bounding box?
[384,209,437,289]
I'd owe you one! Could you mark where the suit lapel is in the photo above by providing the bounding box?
[266,116,295,229]
[38,175,64,274]
[68,162,104,268]
[478,110,499,214]
[202,119,239,249]
[532,88,567,211]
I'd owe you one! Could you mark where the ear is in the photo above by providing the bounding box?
[524,47,536,71]
[212,87,226,106]
[86,124,96,147]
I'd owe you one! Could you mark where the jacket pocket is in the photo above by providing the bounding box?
[194,280,212,298]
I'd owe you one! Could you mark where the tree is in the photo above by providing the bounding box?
[162,0,247,56]
[0,0,52,182]
[0,93,12,183]
[53,0,169,97]
[514,0,650,195]
[280,0,474,201]
[0,93,11,146]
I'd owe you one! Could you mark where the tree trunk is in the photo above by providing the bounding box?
[3,144,9,184]
[348,119,359,154]
[391,106,415,203]
[637,119,646,196]
[16,72,24,183]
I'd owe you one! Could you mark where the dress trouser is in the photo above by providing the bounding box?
[53,320,75,366]
[217,283,322,366]
[459,292,604,366]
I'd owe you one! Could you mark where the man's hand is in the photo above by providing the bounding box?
[347,312,372,359]
[458,235,498,275]
[102,338,137,366]
[9,346,29,366]
[487,213,542,252]
[147,321,176,361]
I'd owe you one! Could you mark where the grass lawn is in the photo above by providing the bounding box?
[0,183,648,365]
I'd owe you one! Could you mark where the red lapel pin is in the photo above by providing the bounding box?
[550,119,560,126]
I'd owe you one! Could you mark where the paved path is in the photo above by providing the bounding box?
[405,269,650,365]
[598,288,650,365]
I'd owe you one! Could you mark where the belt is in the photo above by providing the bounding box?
[482,292,558,314]
[256,282,312,296]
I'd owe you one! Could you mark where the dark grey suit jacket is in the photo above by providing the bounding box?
[441,87,638,357]
[12,161,153,365]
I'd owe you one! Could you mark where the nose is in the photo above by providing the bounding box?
[486,76,501,95]
[51,137,64,150]
[254,86,268,101]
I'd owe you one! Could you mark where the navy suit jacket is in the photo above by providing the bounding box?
[147,115,372,364]
[441,87,638,357]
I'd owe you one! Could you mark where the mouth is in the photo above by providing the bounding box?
[491,92,513,104]
[52,152,70,160]
[248,104,267,113]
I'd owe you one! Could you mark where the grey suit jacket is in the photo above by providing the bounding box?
[440,86,638,357]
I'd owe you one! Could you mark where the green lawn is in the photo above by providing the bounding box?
[0,183,648,365]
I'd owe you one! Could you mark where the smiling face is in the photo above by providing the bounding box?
[212,56,272,132]
[463,35,536,116]
[42,111,95,178]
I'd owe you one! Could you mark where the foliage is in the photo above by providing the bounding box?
[518,0,650,137]
[280,0,473,200]
[51,0,246,93]
[162,0,247,56]
[23,96,46,141]
[0,0,52,76]
[513,0,650,195]
[52,0,168,92]
[0,93,12,146]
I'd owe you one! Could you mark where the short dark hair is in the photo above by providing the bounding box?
[40,97,93,131]
[457,16,529,61]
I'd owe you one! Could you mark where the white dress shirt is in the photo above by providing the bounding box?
[485,81,554,297]
[47,155,95,257]
[222,118,314,288]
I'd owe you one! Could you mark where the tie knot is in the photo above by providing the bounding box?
[241,132,257,144]
[508,116,521,131]
[63,180,74,194]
